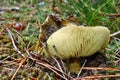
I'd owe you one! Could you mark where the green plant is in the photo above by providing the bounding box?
[57,0,120,32]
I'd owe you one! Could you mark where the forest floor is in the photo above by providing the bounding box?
[0,0,120,80]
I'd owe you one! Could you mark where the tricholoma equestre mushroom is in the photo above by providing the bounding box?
[41,23,110,73]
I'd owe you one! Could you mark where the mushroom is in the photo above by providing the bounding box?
[42,23,110,73]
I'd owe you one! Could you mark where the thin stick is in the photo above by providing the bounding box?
[25,48,32,57]
[11,56,27,80]
[46,72,51,80]
[6,27,24,57]
[0,54,16,63]
[60,58,66,73]
[52,56,67,80]
[104,13,120,17]
[78,67,120,71]
[77,59,87,77]
[110,30,120,37]
[113,37,119,48]
[36,59,67,80]
[74,74,120,80]
[29,57,73,80]
[115,47,120,58]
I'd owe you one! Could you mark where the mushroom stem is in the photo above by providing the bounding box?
[69,57,81,73]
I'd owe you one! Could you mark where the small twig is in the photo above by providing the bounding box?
[60,58,66,73]
[52,57,63,72]
[25,48,32,57]
[78,67,120,71]
[52,56,67,80]
[104,13,120,17]
[110,30,120,37]
[6,27,24,57]
[36,59,67,80]
[113,37,119,48]
[3,61,19,67]
[46,72,51,80]
[114,47,120,62]
[29,57,73,80]
[77,59,87,77]
[0,54,16,63]
[11,56,27,80]
[74,74,120,79]
[29,56,65,79]
[3,67,14,71]
[115,47,120,57]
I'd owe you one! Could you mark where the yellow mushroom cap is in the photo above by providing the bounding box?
[46,24,110,59]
